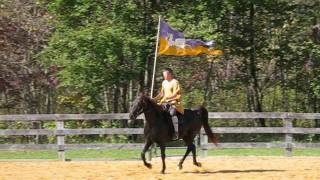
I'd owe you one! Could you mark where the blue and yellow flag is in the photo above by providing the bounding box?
[158,20,223,56]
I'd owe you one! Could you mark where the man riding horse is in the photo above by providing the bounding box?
[153,68,183,140]
[129,90,218,173]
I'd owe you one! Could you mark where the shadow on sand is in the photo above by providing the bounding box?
[184,169,285,174]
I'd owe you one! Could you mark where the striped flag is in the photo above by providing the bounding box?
[158,20,223,56]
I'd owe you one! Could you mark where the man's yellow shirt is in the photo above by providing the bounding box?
[159,79,184,114]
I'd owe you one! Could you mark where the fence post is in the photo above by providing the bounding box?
[56,120,65,161]
[200,128,208,157]
[284,117,293,156]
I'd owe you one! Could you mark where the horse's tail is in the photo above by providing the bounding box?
[200,106,218,146]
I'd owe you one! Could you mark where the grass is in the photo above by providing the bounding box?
[208,148,320,156]
[0,148,319,160]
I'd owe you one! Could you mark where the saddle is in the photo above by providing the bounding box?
[162,104,195,138]
[178,109,196,138]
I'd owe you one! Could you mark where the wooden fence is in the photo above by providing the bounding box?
[0,112,320,160]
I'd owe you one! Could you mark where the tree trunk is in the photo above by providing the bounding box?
[249,3,265,127]
[113,84,120,113]
[103,86,110,112]
[279,55,289,112]
[121,84,128,128]
[203,58,213,106]
[141,0,153,95]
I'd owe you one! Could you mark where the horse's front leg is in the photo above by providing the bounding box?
[141,140,153,169]
[159,144,166,174]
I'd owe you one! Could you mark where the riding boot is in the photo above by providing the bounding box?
[171,115,179,140]
[177,113,183,138]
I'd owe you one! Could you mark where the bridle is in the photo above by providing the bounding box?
[131,98,152,119]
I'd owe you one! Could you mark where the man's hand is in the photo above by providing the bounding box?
[156,97,177,104]
[153,92,163,102]
[165,98,177,104]
[151,98,157,102]
[159,99,166,104]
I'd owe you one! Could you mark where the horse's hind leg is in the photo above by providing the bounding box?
[141,140,153,169]
[178,144,192,170]
[190,143,201,167]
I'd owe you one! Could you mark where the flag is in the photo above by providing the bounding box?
[158,20,223,56]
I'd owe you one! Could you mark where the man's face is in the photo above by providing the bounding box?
[163,71,172,80]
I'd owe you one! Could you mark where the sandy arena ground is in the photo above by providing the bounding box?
[0,157,320,180]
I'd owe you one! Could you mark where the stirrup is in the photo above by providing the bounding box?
[172,132,179,140]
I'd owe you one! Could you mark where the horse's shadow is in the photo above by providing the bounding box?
[184,169,285,174]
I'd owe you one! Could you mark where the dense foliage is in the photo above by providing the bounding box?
[1,0,319,144]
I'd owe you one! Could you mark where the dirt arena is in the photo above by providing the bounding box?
[0,157,319,180]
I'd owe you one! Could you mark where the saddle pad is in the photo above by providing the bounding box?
[178,109,195,123]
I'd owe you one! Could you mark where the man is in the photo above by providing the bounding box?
[153,68,184,140]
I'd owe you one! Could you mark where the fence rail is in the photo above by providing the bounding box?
[1,112,320,121]
[1,127,320,136]
[0,112,319,160]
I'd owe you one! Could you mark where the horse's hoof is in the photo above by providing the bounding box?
[145,163,152,169]
[177,164,183,170]
[160,170,165,174]
[194,162,202,167]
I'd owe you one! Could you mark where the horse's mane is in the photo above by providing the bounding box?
[142,95,165,113]
[141,95,172,132]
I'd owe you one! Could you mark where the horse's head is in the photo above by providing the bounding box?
[129,92,149,120]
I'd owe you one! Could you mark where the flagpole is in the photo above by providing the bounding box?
[150,15,161,98]
[147,16,161,161]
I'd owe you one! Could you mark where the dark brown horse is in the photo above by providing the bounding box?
[129,93,218,174]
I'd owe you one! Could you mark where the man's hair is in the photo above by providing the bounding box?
[163,68,173,75]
